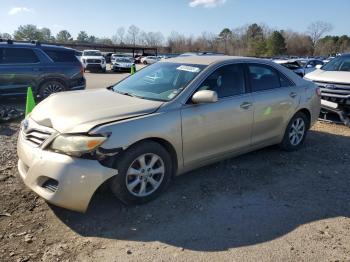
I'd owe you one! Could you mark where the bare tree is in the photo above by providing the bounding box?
[116,27,125,44]
[307,21,333,47]
[112,27,125,45]
[127,25,140,46]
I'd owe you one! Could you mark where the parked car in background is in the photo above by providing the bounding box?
[17,55,320,212]
[111,57,135,72]
[111,53,134,63]
[305,54,350,126]
[134,55,143,64]
[274,59,324,77]
[81,50,106,73]
[0,40,85,99]
[141,56,161,65]
[103,52,113,63]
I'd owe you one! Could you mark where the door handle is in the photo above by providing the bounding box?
[32,68,42,72]
[240,102,252,109]
[289,92,297,98]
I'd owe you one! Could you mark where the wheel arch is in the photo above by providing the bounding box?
[38,77,68,90]
[126,137,179,177]
[296,108,311,129]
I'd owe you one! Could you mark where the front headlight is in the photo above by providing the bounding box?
[50,134,107,156]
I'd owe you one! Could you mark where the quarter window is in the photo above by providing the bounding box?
[0,48,39,64]
[248,64,281,92]
[198,64,245,98]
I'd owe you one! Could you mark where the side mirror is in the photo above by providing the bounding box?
[315,64,322,69]
[192,90,218,104]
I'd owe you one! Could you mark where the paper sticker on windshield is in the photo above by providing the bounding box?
[177,65,200,73]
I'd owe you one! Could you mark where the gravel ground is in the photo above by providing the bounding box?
[0,120,349,262]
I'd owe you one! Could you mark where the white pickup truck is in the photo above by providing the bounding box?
[305,54,350,126]
[81,50,106,73]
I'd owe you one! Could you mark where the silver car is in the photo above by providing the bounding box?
[17,56,321,212]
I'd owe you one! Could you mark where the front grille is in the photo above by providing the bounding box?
[21,118,55,147]
[315,81,350,99]
[87,59,101,63]
[23,129,52,147]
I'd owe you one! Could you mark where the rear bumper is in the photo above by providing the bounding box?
[17,131,117,212]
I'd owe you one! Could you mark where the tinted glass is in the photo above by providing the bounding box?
[248,64,280,91]
[113,62,205,101]
[44,49,77,62]
[83,51,101,56]
[322,56,350,72]
[0,48,39,64]
[116,58,131,62]
[198,64,245,98]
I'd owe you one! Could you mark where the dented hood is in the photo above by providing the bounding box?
[30,89,163,133]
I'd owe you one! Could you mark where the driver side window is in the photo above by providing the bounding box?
[198,64,245,99]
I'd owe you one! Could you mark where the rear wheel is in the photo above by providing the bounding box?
[280,112,309,151]
[110,141,173,205]
[38,80,66,99]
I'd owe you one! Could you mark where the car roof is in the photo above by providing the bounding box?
[164,55,272,65]
[0,41,75,51]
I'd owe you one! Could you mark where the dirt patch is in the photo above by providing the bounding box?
[0,121,349,261]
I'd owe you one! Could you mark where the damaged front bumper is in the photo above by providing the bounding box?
[315,81,350,126]
[17,125,117,212]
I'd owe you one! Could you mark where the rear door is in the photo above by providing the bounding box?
[247,63,300,145]
[0,47,41,96]
[181,63,253,167]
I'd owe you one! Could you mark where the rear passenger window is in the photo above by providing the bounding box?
[43,49,77,62]
[198,64,245,98]
[248,64,280,92]
[279,73,294,87]
[0,48,39,64]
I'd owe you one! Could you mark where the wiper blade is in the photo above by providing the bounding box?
[114,89,139,98]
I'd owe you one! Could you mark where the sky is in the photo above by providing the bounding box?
[0,0,349,39]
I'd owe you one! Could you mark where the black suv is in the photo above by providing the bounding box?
[0,40,85,99]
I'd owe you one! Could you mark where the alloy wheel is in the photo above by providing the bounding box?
[289,117,305,146]
[42,82,64,98]
[125,153,165,197]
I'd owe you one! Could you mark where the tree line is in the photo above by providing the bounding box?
[0,24,164,48]
[1,22,349,57]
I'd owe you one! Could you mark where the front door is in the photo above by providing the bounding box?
[181,63,253,167]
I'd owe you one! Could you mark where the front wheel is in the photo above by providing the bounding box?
[110,141,173,205]
[280,112,309,151]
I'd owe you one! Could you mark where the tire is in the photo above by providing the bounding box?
[101,68,106,73]
[143,61,148,65]
[280,112,309,151]
[110,141,173,205]
[38,80,66,99]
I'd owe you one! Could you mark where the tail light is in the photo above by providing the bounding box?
[80,65,84,75]
[316,87,321,97]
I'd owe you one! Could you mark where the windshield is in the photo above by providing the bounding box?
[83,51,101,56]
[112,62,206,101]
[322,56,350,71]
[116,58,131,63]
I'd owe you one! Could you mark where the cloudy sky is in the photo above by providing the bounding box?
[0,0,349,38]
